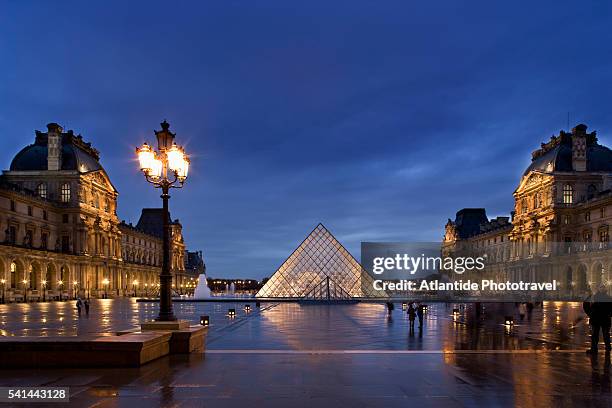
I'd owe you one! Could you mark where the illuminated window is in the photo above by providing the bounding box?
[61,183,71,203]
[37,183,47,199]
[600,228,609,243]
[563,184,573,204]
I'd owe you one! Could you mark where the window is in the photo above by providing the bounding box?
[10,262,16,288]
[41,232,48,250]
[8,226,16,244]
[27,206,32,216]
[601,207,606,218]
[585,211,591,222]
[62,214,69,224]
[600,228,609,243]
[37,183,47,199]
[10,200,15,211]
[61,183,71,203]
[61,236,70,253]
[563,215,570,225]
[42,210,47,220]
[583,231,592,242]
[563,184,573,204]
[587,184,597,200]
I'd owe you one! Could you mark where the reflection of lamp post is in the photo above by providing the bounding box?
[102,278,109,299]
[144,283,148,296]
[136,121,189,322]
[58,280,64,301]
[22,279,28,303]
[73,281,78,299]
[41,280,47,302]
[132,280,138,297]
[0,279,5,304]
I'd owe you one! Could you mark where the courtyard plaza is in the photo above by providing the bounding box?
[0,299,610,407]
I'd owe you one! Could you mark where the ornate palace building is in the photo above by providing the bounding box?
[443,124,612,299]
[0,122,197,302]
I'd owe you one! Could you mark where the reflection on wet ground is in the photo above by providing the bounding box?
[0,299,595,350]
[0,299,610,407]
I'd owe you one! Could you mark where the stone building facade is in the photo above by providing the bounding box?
[0,122,194,302]
[443,124,612,299]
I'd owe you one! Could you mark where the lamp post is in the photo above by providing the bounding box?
[102,278,109,299]
[22,279,28,303]
[136,121,189,322]
[0,279,5,304]
[41,280,47,302]
[58,280,63,301]
[132,280,138,297]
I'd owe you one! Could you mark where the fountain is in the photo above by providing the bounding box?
[193,273,212,299]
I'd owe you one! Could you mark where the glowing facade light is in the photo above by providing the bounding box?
[200,315,210,326]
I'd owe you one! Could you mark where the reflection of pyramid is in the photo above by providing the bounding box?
[256,224,387,299]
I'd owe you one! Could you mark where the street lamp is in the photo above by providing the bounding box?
[136,120,189,322]
[0,279,5,304]
[102,278,109,298]
[41,280,47,302]
[58,280,64,301]
[22,279,28,303]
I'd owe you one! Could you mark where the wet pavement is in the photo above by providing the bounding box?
[0,299,610,407]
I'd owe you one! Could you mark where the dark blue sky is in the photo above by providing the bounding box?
[2,1,612,279]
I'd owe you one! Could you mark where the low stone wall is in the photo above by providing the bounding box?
[0,326,206,368]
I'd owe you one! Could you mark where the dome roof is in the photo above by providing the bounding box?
[9,124,103,173]
[524,124,612,176]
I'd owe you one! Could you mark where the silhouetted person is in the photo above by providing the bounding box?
[386,302,394,315]
[408,304,416,330]
[84,299,90,316]
[416,303,424,328]
[76,298,82,316]
[584,285,612,353]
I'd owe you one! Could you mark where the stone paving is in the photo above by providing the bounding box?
[0,299,610,407]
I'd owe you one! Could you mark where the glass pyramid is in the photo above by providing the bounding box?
[256,223,387,299]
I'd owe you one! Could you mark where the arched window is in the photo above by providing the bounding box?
[10,262,17,288]
[61,183,71,203]
[587,184,597,200]
[37,183,47,199]
[563,184,573,204]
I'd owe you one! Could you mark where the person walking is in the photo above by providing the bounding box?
[76,298,82,316]
[416,303,424,329]
[386,302,394,315]
[408,303,416,330]
[518,303,527,321]
[84,299,90,316]
[584,285,612,353]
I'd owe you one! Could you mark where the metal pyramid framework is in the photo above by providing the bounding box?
[256,223,387,299]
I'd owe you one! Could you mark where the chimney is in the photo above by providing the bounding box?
[571,124,587,172]
[47,122,63,171]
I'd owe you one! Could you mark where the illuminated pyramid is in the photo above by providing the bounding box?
[256,223,387,299]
